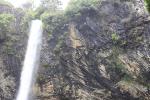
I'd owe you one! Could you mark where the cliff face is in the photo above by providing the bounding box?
[0,4,27,100]
[0,0,150,100]
[37,0,150,100]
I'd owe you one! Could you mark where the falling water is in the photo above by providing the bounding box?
[16,20,43,100]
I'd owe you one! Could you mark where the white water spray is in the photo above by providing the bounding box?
[16,20,43,100]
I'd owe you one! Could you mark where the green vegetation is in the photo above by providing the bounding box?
[66,0,99,15]
[3,44,15,55]
[108,46,133,82]
[35,0,62,17]
[20,0,62,24]
[144,0,150,13]
[0,13,14,28]
[0,13,16,54]
[111,32,120,41]
[20,9,39,32]
[54,33,67,54]
[0,13,14,39]
[43,64,49,68]
[37,74,45,83]
[29,0,66,34]
[110,47,125,71]
[0,0,13,7]
[40,11,67,37]
[122,74,133,82]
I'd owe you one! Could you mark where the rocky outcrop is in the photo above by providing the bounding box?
[37,0,150,100]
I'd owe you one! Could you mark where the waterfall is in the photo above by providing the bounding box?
[16,20,43,100]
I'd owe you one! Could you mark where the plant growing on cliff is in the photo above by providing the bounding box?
[144,0,150,13]
[0,13,14,28]
[111,33,120,44]
[111,32,120,42]
[0,13,14,39]
[65,0,99,15]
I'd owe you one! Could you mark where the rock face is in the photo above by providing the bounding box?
[0,4,27,100]
[37,0,150,100]
[0,0,150,100]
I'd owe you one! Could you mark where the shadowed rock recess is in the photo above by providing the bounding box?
[0,0,150,100]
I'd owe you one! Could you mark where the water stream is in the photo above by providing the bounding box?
[16,20,43,100]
